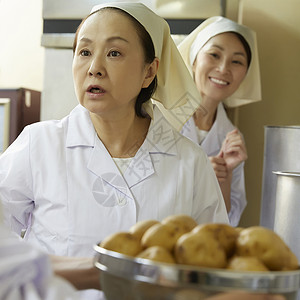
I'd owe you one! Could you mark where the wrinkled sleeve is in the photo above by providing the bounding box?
[0,126,34,235]
[192,150,229,225]
[0,225,79,300]
[228,162,247,227]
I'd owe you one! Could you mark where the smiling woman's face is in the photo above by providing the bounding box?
[192,32,248,104]
[72,9,153,118]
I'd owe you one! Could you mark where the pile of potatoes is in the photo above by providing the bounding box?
[99,214,299,272]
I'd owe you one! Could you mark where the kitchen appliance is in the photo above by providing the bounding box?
[260,126,300,230]
[94,244,300,300]
[0,88,41,152]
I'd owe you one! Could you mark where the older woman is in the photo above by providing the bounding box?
[0,3,228,299]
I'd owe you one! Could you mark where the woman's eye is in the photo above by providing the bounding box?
[232,60,244,65]
[80,50,91,56]
[209,53,219,58]
[108,50,120,57]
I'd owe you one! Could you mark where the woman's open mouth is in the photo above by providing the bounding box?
[87,85,106,94]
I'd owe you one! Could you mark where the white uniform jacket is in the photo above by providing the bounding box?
[0,104,228,255]
[181,103,246,227]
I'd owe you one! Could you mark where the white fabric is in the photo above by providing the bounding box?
[0,225,79,300]
[178,16,261,108]
[181,103,246,226]
[90,2,202,130]
[196,128,209,145]
[0,104,229,300]
[112,157,133,175]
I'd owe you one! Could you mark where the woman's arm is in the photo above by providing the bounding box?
[208,155,232,212]
[209,129,247,213]
[218,171,233,212]
[206,292,285,300]
[50,255,101,290]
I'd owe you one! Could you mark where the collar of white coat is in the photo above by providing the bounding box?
[66,104,177,191]
[181,103,235,156]
[66,104,178,156]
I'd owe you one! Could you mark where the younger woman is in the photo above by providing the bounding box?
[179,17,261,226]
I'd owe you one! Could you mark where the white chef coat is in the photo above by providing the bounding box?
[0,225,79,300]
[181,103,247,227]
[0,104,228,299]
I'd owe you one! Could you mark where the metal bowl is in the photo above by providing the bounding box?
[94,244,300,300]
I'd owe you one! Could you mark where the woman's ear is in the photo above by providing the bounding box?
[142,58,159,88]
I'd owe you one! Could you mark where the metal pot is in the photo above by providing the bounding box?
[261,126,300,230]
[273,171,300,262]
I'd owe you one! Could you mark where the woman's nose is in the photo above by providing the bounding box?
[217,59,230,74]
[88,58,104,77]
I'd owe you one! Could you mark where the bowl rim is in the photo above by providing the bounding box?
[94,244,300,293]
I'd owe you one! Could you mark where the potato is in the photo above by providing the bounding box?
[236,226,299,271]
[141,223,184,252]
[192,223,239,257]
[100,232,142,256]
[162,214,198,233]
[235,227,244,234]
[136,246,175,264]
[129,219,160,240]
[175,231,227,268]
[99,215,299,274]
[227,256,269,272]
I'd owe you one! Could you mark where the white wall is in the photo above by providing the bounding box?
[0,0,44,91]
[41,48,78,121]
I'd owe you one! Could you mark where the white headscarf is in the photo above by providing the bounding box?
[178,16,261,108]
[90,2,201,131]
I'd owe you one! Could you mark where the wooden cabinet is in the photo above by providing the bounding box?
[0,88,41,146]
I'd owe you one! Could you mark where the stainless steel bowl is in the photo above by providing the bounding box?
[94,244,300,300]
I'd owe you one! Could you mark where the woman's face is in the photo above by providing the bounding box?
[72,10,155,118]
[192,32,248,104]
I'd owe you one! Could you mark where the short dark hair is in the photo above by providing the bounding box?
[233,32,252,68]
[73,7,157,118]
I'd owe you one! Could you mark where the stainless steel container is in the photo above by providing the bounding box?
[94,245,300,300]
[273,171,300,262]
[261,126,300,230]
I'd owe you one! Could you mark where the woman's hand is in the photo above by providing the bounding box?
[219,129,248,172]
[209,156,229,183]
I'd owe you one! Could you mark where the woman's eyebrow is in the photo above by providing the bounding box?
[78,36,129,44]
[233,52,246,57]
[106,36,129,43]
[78,37,92,44]
[211,44,246,56]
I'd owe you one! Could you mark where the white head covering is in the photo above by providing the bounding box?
[89,2,201,130]
[178,16,261,108]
